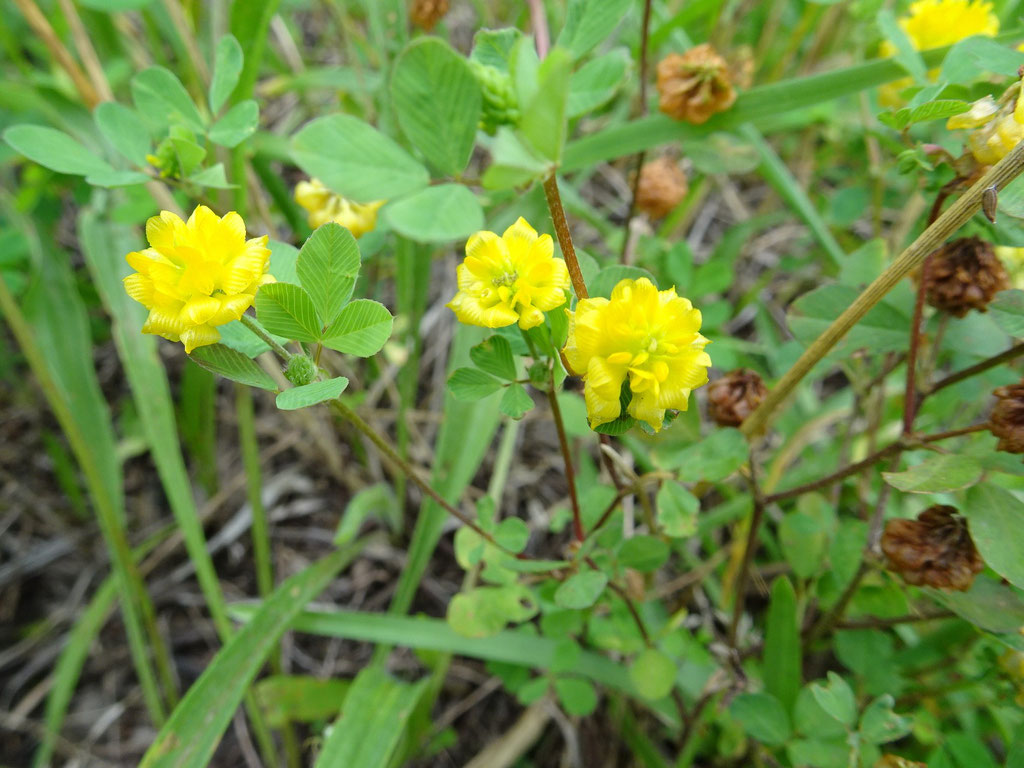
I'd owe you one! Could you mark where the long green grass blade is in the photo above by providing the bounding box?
[230,606,636,695]
[314,668,428,768]
[740,123,845,267]
[562,33,1023,172]
[140,542,364,768]
[0,201,173,725]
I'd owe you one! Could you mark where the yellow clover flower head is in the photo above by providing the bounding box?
[294,178,384,238]
[948,75,1024,165]
[447,217,571,330]
[879,0,998,105]
[123,205,273,353]
[898,0,998,50]
[563,277,711,432]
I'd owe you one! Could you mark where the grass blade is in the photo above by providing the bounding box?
[141,543,364,768]
[314,668,428,768]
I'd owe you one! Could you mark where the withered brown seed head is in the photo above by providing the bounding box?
[706,369,767,427]
[924,236,1008,317]
[410,0,449,31]
[990,378,1024,453]
[656,44,737,125]
[635,156,688,219]
[881,505,985,592]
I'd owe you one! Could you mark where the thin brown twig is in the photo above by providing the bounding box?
[925,342,1024,396]
[547,386,584,542]
[903,253,933,435]
[728,447,765,647]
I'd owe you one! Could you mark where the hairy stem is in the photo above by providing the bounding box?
[240,313,293,361]
[742,139,1024,436]
[543,174,589,300]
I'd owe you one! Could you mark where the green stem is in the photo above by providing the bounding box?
[742,139,1024,437]
[236,384,273,597]
[240,312,292,360]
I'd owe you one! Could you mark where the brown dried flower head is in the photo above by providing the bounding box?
[924,236,1008,317]
[706,369,767,427]
[990,378,1024,453]
[881,505,985,591]
[656,44,737,125]
[635,156,688,219]
[410,0,449,31]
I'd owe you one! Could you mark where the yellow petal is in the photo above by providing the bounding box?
[181,324,221,354]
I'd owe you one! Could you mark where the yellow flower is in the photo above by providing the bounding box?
[123,205,273,353]
[446,217,571,330]
[563,278,711,432]
[949,76,1024,165]
[879,0,999,105]
[294,178,384,238]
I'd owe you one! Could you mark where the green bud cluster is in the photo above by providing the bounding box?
[285,355,319,386]
[470,60,520,136]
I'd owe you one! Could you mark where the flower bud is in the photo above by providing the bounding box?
[881,505,984,592]
[706,369,767,427]
[285,355,318,387]
[990,378,1024,453]
[635,156,688,219]
[410,0,448,31]
[470,60,520,135]
[656,44,737,125]
[923,236,1008,318]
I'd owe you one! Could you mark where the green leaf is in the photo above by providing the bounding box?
[255,282,322,342]
[382,184,484,243]
[618,535,670,573]
[589,265,657,299]
[321,299,394,357]
[170,133,206,176]
[779,512,827,579]
[140,544,363,768]
[495,517,530,553]
[448,367,504,401]
[730,693,792,746]
[660,428,749,483]
[3,124,112,176]
[519,47,572,163]
[471,28,523,71]
[269,239,301,286]
[84,169,151,187]
[499,382,534,419]
[941,36,1024,82]
[788,284,909,356]
[292,114,429,202]
[188,344,277,390]
[965,484,1024,589]
[209,35,244,114]
[254,676,349,728]
[189,164,235,189]
[656,481,699,538]
[556,0,632,59]
[448,584,538,637]
[567,48,630,119]
[94,102,151,166]
[878,99,970,131]
[858,695,911,745]
[764,577,801,715]
[391,38,482,176]
[208,100,259,147]
[276,377,349,410]
[628,648,676,701]
[988,289,1024,335]
[554,678,598,716]
[470,335,517,380]
[554,570,608,609]
[131,66,205,133]
[481,127,552,189]
[686,131,761,175]
[877,9,927,82]
[296,223,360,327]
[315,668,427,768]
[810,672,857,726]
[882,454,983,493]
